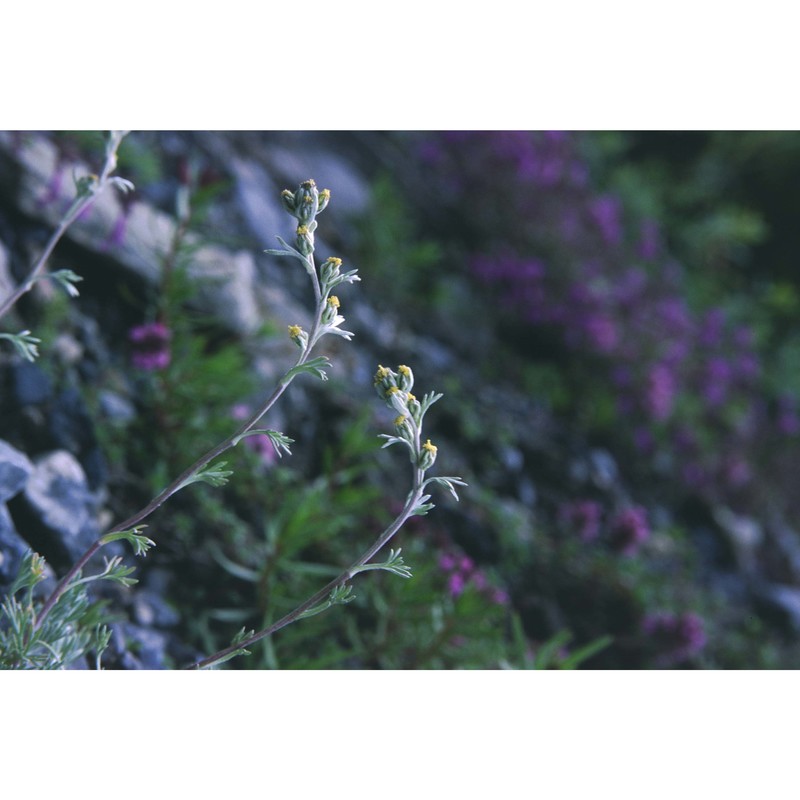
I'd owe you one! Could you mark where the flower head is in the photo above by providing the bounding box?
[609,506,650,556]
[129,322,171,371]
[643,611,707,667]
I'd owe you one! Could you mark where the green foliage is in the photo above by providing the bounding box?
[353,173,443,311]
[0,552,117,670]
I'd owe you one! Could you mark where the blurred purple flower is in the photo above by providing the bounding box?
[584,314,619,353]
[129,322,171,371]
[491,588,510,606]
[645,363,677,421]
[643,611,707,667]
[448,572,466,598]
[589,195,623,245]
[637,219,662,261]
[722,456,752,489]
[609,506,650,555]
[699,307,725,347]
[438,553,457,571]
[560,499,603,542]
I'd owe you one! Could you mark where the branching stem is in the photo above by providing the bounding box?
[187,467,425,669]
[34,249,326,632]
[0,133,128,321]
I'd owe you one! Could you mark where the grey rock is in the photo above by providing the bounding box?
[49,387,107,490]
[228,157,284,244]
[98,390,136,423]
[714,506,763,574]
[0,132,264,337]
[589,449,619,489]
[15,450,98,569]
[189,248,262,335]
[132,588,180,629]
[0,439,34,502]
[756,584,800,633]
[108,623,169,670]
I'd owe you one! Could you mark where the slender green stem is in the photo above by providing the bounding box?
[0,204,83,320]
[34,252,325,632]
[186,469,425,669]
[0,134,127,321]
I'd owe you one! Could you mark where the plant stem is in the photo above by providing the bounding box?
[186,469,425,669]
[33,252,326,632]
[0,134,127,321]
[0,205,84,320]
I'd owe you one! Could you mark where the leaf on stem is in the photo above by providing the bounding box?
[423,476,469,502]
[0,331,41,362]
[297,584,356,621]
[265,237,316,278]
[283,356,331,384]
[411,494,436,516]
[9,551,47,596]
[178,461,234,491]
[351,548,413,579]
[100,525,156,556]
[48,269,84,298]
[232,428,294,457]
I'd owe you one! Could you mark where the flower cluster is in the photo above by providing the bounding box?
[129,321,172,371]
[418,131,798,513]
[558,499,603,542]
[642,611,707,667]
[438,550,509,605]
[559,499,650,556]
[375,364,440,471]
[608,506,650,556]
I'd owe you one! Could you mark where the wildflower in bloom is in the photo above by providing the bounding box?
[584,313,619,353]
[645,363,677,421]
[609,506,650,556]
[643,611,707,667]
[448,572,466,598]
[438,548,510,605]
[129,322,171,371]
[491,588,510,606]
[589,195,623,245]
[559,499,603,542]
[438,553,457,571]
[287,324,307,348]
[419,438,438,470]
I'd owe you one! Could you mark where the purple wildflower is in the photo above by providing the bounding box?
[645,363,677,421]
[491,588,510,606]
[609,506,650,556]
[589,195,623,245]
[643,611,707,667]
[438,553,457,571]
[637,219,661,261]
[584,313,619,353]
[129,322,172,371]
[448,572,466,598]
[560,499,603,542]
